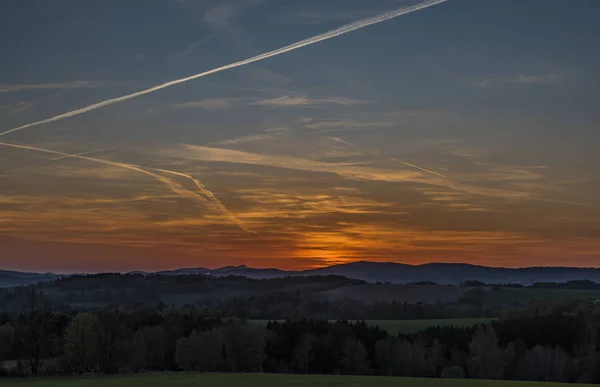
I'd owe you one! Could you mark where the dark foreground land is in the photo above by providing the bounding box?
[1,274,599,384]
[0,373,591,387]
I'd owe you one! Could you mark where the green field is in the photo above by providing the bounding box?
[483,288,600,306]
[0,373,587,387]
[249,318,495,335]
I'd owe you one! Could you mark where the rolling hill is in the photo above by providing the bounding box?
[153,261,600,286]
[3,261,600,288]
[0,270,60,288]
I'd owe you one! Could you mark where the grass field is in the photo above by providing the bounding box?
[483,288,600,306]
[249,318,494,335]
[0,373,586,387]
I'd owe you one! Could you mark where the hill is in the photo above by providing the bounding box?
[0,270,60,288]
[156,264,287,279]
[3,261,600,288]
[163,261,600,285]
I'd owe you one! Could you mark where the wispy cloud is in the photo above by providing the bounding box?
[0,101,34,114]
[274,9,385,26]
[303,120,394,131]
[173,34,213,60]
[469,71,570,89]
[0,81,119,94]
[158,143,446,185]
[211,133,276,146]
[250,95,373,108]
[203,0,263,29]
[173,98,236,110]
[0,141,251,234]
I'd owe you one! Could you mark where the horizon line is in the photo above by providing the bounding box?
[3,260,600,276]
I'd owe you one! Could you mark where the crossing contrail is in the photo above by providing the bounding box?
[150,167,253,233]
[0,141,251,233]
[50,147,113,161]
[0,0,448,138]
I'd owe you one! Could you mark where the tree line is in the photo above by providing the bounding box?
[1,289,599,383]
[460,279,600,290]
[0,281,489,320]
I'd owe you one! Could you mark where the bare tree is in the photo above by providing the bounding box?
[519,345,572,382]
[0,323,15,369]
[18,287,53,375]
[293,333,316,374]
[64,313,99,374]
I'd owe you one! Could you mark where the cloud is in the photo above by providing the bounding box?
[158,144,444,185]
[203,0,263,29]
[247,69,293,87]
[274,9,385,26]
[511,74,566,85]
[0,81,120,94]
[469,72,569,89]
[173,98,235,110]
[211,133,276,146]
[0,101,34,114]
[173,34,213,60]
[250,96,373,107]
[0,141,251,234]
[230,190,403,223]
[303,120,394,131]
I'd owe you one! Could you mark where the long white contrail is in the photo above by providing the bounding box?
[0,0,448,138]
[0,141,251,233]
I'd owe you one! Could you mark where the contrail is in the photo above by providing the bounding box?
[384,155,447,178]
[329,137,447,178]
[0,0,448,138]
[0,141,251,233]
[328,138,598,208]
[151,167,253,233]
[50,147,113,161]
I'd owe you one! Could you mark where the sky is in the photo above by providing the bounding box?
[1,0,600,273]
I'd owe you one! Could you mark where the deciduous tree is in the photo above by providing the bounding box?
[0,323,15,368]
[467,325,504,380]
[64,313,99,374]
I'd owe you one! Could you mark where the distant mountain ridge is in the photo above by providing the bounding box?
[0,270,61,288]
[146,261,600,285]
[2,261,600,287]
[302,261,600,285]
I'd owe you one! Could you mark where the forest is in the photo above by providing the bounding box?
[0,281,599,383]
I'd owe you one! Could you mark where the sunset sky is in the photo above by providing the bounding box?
[1,0,600,273]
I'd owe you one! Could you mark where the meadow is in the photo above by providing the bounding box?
[0,373,587,387]
[483,288,600,306]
